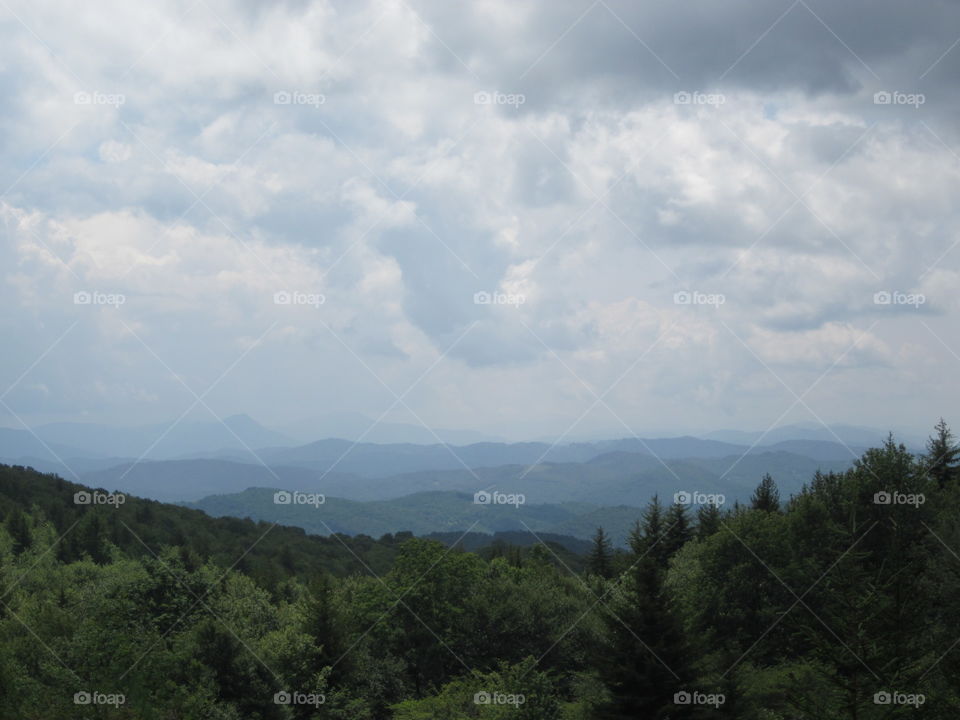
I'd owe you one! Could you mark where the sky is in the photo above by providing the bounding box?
[1,0,959,443]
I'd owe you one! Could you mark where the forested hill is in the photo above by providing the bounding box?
[0,463,403,580]
[0,426,959,718]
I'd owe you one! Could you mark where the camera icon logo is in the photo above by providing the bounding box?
[274,91,292,105]
[873,91,892,105]
[474,691,491,704]
[474,490,491,505]
[74,291,92,305]
[274,291,292,305]
[274,691,292,704]
[874,691,892,704]
[274,491,292,505]
[673,291,691,305]
[674,691,692,704]
[673,91,691,105]
[74,691,92,705]
[474,291,491,305]
[873,291,891,305]
[474,91,492,105]
[674,490,692,505]
[74,491,92,505]
[874,491,892,505]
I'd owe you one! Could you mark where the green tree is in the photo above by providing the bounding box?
[302,572,348,683]
[696,503,721,539]
[750,473,780,512]
[191,618,282,718]
[4,507,30,555]
[663,502,693,559]
[925,418,959,488]
[588,527,614,579]
[385,539,485,696]
[776,437,935,718]
[596,496,691,718]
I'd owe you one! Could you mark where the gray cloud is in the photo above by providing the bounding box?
[1,0,959,440]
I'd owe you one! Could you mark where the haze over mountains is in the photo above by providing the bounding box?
[0,413,902,545]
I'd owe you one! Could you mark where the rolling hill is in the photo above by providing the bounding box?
[187,488,645,547]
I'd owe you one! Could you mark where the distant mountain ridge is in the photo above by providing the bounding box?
[1,415,906,472]
[2,421,870,487]
[698,422,912,448]
[186,488,645,547]
[240,435,864,479]
[75,447,852,508]
[2,416,900,523]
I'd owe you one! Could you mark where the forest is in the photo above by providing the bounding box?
[0,422,958,718]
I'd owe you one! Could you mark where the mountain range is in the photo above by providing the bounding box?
[0,414,913,546]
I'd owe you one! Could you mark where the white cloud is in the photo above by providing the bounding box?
[1,0,959,438]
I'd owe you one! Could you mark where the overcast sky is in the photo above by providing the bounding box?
[2,0,959,441]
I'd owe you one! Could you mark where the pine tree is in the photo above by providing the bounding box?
[637,495,666,566]
[303,573,348,683]
[751,473,781,512]
[696,503,721,539]
[596,497,691,718]
[925,418,959,488]
[588,527,614,578]
[662,503,692,559]
[78,513,108,564]
[4,508,31,555]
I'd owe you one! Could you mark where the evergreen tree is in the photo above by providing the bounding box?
[637,495,666,566]
[751,473,781,512]
[588,526,614,578]
[303,573,347,680]
[925,417,959,488]
[596,502,690,718]
[78,512,109,564]
[4,507,30,554]
[662,502,693,560]
[192,619,280,718]
[696,503,721,539]
[784,437,934,718]
[643,495,663,541]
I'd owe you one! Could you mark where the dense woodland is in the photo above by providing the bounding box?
[0,422,958,718]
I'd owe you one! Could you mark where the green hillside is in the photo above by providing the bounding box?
[188,488,645,547]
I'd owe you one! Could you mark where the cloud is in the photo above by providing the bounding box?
[1,0,959,439]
